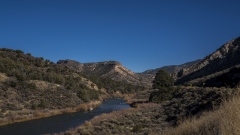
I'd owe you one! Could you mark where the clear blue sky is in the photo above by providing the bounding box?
[1,0,240,72]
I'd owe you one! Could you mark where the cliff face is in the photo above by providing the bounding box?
[57,60,153,86]
[174,37,240,87]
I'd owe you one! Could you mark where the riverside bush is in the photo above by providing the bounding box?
[76,104,88,112]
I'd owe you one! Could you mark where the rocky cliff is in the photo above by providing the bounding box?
[174,37,240,87]
[57,60,153,86]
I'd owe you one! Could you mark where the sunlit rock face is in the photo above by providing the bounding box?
[174,37,240,86]
[57,60,153,86]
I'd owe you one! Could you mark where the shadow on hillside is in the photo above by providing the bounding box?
[204,66,240,87]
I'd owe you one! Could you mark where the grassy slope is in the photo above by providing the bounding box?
[163,93,240,135]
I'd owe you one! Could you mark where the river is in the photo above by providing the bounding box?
[0,98,130,135]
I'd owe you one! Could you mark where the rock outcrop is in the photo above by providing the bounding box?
[174,36,240,87]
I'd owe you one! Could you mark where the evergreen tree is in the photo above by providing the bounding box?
[149,70,174,103]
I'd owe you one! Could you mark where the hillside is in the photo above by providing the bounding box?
[141,59,201,75]
[0,48,145,125]
[0,48,101,109]
[57,60,153,86]
[174,37,240,87]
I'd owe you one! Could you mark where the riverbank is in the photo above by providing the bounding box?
[59,102,164,135]
[0,100,102,126]
[0,98,131,135]
[0,91,142,127]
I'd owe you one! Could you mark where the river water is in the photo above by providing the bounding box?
[0,98,130,135]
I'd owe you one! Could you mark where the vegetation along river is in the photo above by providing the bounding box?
[0,98,131,135]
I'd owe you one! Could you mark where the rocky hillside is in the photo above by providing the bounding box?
[0,48,100,111]
[0,48,147,126]
[57,60,153,86]
[174,36,240,87]
[0,48,145,112]
[142,59,201,75]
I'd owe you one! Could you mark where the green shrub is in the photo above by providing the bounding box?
[38,100,46,108]
[132,124,143,132]
[15,50,24,54]
[31,104,37,110]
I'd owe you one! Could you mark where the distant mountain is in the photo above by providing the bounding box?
[141,59,201,75]
[57,60,153,86]
[174,36,240,87]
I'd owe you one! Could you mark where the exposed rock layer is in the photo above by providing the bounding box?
[174,37,240,87]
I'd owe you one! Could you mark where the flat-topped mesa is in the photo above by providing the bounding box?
[57,59,153,86]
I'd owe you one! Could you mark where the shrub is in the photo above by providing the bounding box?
[132,124,143,132]
[15,50,24,54]
[91,83,94,88]
[26,83,37,90]
[31,104,37,110]
[38,100,47,108]
[84,121,92,127]
[76,104,88,112]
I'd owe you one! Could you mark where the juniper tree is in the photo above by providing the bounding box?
[149,70,174,103]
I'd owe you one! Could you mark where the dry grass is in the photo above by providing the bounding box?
[0,73,9,82]
[75,104,87,112]
[163,96,240,135]
[77,100,101,112]
[30,80,57,90]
